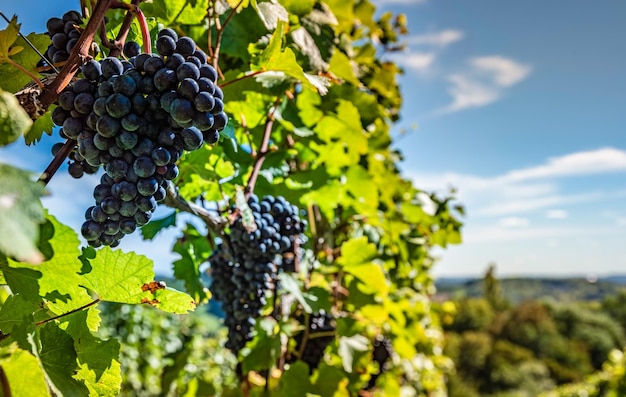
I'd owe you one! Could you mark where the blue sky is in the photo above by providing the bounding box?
[2,1,625,277]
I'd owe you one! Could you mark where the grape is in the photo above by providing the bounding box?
[194,91,215,112]
[156,36,177,56]
[112,181,138,201]
[180,126,203,150]
[175,36,196,56]
[105,93,132,118]
[170,99,194,123]
[151,147,171,166]
[203,129,220,145]
[101,57,124,79]
[176,62,200,81]
[96,115,121,137]
[200,65,218,83]
[111,74,137,96]
[133,157,156,178]
[47,18,64,34]
[74,92,95,114]
[165,53,185,70]
[68,161,84,178]
[63,10,82,23]
[178,78,199,100]
[81,220,103,241]
[123,41,141,58]
[105,158,129,179]
[116,130,138,150]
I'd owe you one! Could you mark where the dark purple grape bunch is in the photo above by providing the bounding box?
[43,10,93,66]
[229,195,306,262]
[132,28,228,144]
[207,195,306,353]
[293,311,336,371]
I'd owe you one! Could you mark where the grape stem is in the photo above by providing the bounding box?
[108,0,143,58]
[39,139,75,186]
[38,0,114,111]
[218,70,265,88]
[208,0,243,79]
[163,184,228,233]
[244,96,284,196]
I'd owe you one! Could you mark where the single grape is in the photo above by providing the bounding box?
[175,36,196,56]
[156,35,176,56]
[180,126,203,151]
[101,57,124,79]
[123,41,141,58]
[133,156,156,178]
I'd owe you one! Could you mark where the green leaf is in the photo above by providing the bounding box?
[252,21,318,91]
[337,237,377,267]
[256,2,289,30]
[0,294,37,350]
[148,0,209,25]
[280,361,313,396]
[313,364,350,397]
[0,32,50,93]
[329,50,359,86]
[63,310,121,396]
[39,323,89,396]
[241,317,281,373]
[0,16,20,61]
[140,211,177,240]
[0,343,49,396]
[337,334,369,373]
[0,164,45,263]
[173,224,212,303]
[277,273,311,312]
[278,0,315,16]
[24,106,54,145]
[80,247,196,313]
[0,89,32,146]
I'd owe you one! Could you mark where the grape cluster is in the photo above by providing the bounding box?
[44,10,84,65]
[208,194,307,352]
[366,335,393,389]
[49,29,228,247]
[293,311,336,371]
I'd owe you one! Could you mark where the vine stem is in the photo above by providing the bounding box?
[39,0,114,110]
[37,0,141,185]
[35,298,101,327]
[244,96,283,195]
[163,184,228,234]
[210,0,243,78]
[218,70,264,88]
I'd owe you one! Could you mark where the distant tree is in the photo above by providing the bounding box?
[483,264,509,311]
[445,298,495,333]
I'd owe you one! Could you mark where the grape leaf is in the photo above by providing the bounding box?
[63,310,121,396]
[0,30,50,93]
[39,323,89,396]
[7,214,94,315]
[149,0,209,25]
[140,211,177,240]
[0,89,32,145]
[241,317,281,373]
[278,0,315,16]
[173,224,211,303]
[252,21,317,91]
[337,334,369,373]
[0,164,45,263]
[0,294,37,350]
[256,2,289,30]
[80,247,196,313]
[279,361,313,396]
[329,50,359,86]
[24,106,54,145]
[0,343,49,397]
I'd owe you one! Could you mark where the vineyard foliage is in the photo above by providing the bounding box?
[0,0,464,395]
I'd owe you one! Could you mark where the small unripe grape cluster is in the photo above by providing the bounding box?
[49,28,228,247]
[208,195,307,352]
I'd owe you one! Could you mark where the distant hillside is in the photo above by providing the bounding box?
[435,276,626,303]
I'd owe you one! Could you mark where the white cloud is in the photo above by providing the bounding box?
[465,225,611,244]
[499,217,530,228]
[471,56,532,87]
[392,52,436,72]
[407,147,626,218]
[406,30,464,48]
[503,148,626,181]
[435,56,531,114]
[546,209,569,219]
